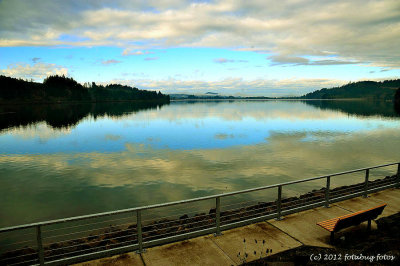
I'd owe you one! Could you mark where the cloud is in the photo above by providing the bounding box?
[214,58,234,64]
[0,62,68,80]
[308,60,358,66]
[122,50,143,56]
[122,49,153,56]
[144,57,158,61]
[0,1,399,68]
[269,55,310,66]
[101,59,122,65]
[269,55,358,66]
[213,58,247,64]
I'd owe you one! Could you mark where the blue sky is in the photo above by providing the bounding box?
[1,0,399,96]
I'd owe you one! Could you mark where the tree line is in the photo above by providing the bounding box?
[300,80,400,100]
[0,75,170,103]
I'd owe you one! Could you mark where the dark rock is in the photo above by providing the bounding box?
[179,214,189,220]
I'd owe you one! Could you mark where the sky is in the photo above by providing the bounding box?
[0,0,399,96]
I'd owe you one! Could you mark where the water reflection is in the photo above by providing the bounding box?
[0,100,400,227]
[2,101,399,153]
[0,101,167,130]
[303,100,400,118]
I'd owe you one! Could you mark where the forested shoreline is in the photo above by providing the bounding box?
[0,75,170,104]
[300,79,400,100]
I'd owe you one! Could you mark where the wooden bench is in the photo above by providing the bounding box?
[317,203,387,243]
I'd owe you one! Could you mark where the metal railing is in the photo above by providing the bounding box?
[1,162,399,265]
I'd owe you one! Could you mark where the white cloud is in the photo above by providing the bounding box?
[268,55,359,66]
[269,55,310,66]
[0,0,399,68]
[144,57,158,61]
[122,50,156,56]
[213,58,248,64]
[101,59,122,65]
[101,77,347,96]
[0,62,68,80]
[214,58,234,64]
[122,49,145,56]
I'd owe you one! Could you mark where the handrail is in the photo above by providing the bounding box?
[1,162,398,233]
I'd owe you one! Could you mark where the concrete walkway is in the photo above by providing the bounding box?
[76,188,400,266]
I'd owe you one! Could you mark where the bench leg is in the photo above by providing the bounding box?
[367,219,371,231]
[330,231,334,243]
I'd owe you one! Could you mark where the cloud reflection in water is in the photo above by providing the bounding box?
[0,100,400,226]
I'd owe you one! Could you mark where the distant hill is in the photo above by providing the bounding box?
[301,80,400,100]
[0,75,170,103]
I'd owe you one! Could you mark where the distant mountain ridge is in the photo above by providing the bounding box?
[300,79,400,100]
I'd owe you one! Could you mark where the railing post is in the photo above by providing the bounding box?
[363,169,369,198]
[397,163,400,188]
[215,197,222,236]
[325,176,331,208]
[275,185,283,220]
[136,210,145,253]
[36,225,44,266]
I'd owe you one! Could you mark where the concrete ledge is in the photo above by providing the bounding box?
[210,222,302,264]
[141,237,235,265]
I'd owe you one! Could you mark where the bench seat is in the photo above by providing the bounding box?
[317,203,387,243]
[317,218,339,232]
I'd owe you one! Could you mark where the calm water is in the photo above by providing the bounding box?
[1,100,400,227]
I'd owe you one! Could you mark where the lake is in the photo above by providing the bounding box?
[1,100,400,227]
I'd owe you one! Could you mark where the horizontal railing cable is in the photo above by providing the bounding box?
[43,224,136,241]
[0,251,38,262]
[43,215,136,233]
[46,234,137,254]
[8,258,38,266]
